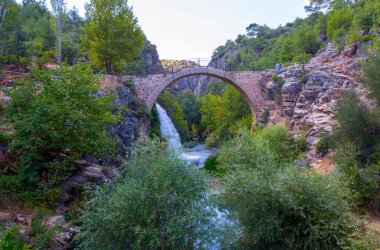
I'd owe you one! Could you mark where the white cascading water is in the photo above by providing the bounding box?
[156,103,182,151]
[155,102,237,249]
[155,103,214,166]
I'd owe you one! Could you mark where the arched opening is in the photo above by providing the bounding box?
[145,67,259,119]
[150,67,255,149]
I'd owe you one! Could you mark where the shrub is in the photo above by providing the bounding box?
[334,142,379,201]
[363,52,380,106]
[333,91,380,163]
[204,155,219,173]
[223,167,363,249]
[4,64,116,205]
[217,126,305,174]
[316,133,331,153]
[75,138,219,249]
[0,226,31,250]
[28,209,55,249]
[149,105,160,138]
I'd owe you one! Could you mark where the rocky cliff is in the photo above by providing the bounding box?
[259,42,374,168]
[141,39,164,74]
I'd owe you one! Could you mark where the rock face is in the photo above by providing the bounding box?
[261,42,373,167]
[141,39,164,74]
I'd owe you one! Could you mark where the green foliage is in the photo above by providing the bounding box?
[213,0,379,71]
[82,0,144,74]
[0,226,31,250]
[217,126,305,174]
[316,133,331,153]
[363,52,380,105]
[333,91,380,163]
[200,86,252,146]
[351,0,380,34]
[334,142,379,200]
[28,209,55,250]
[204,155,219,173]
[3,64,116,205]
[149,105,161,138]
[177,90,202,139]
[217,124,365,249]
[327,7,354,44]
[0,0,87,67]
[223,166,362,249]
[330,91,380,203]
[75,138,219,249]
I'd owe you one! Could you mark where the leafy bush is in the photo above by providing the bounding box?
[223,166,363,249]
[316,133,331,153]
[217,126,306,173]
[363,52,380,106]
[332,91,380,164]
[75,138,219,249]
[28,209,55,249]
[329,90,380,205]
[352,0,380,33]
[0,226,31,250]
[149,105,161,138]
[204,155,219,173]
[334,142,379,201]
[3,64,116,205]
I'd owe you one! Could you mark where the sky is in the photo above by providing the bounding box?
[52,0,309,61]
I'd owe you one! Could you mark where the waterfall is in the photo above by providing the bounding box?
[156,103,182,151]
[155,103,215,167]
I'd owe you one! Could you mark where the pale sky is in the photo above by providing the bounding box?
[52,0,309,61]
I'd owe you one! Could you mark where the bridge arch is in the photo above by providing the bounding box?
[144,67,264,120]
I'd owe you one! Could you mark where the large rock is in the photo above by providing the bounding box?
[141,39,164,74]
[61,161,118,205]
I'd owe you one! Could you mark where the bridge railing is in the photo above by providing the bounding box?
[119,63,275,76]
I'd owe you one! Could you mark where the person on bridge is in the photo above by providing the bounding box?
[275,62,282,71]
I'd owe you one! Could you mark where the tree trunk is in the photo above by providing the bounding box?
[57,16,62,64]
[0,0,10,33]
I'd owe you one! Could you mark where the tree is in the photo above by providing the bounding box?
[304,0,331,13]
[246,23,270,38]
[327,7,354,42]
[0,0,11,33]
[75,138,219,249]
[51,0,66,64]
[200,86,252,145]
[82,0,144,74]
[363,52,380,105]
[5,64,116,195]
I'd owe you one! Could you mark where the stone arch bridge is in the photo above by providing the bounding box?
[102,67,268,121]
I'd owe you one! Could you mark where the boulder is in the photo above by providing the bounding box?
[343,44,358,57]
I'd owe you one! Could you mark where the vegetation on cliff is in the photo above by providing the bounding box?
[213,0,379,70]
[1,64,116,205]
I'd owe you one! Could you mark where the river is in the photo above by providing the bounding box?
[156,103,238,249]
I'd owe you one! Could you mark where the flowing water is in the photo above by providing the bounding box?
[155,103,238,249]
[156,103,214,167]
